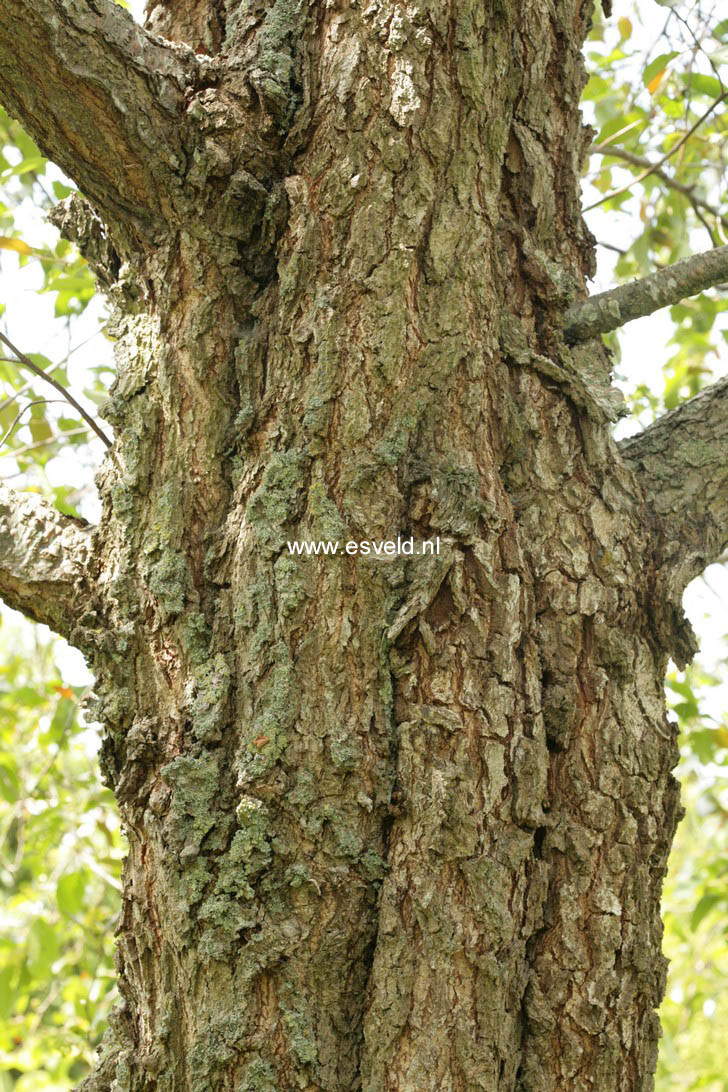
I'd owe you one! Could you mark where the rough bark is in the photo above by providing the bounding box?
[620,376,728,665]
[0,0,201,247]
[1,1,726,1091]
[144,0,227,53]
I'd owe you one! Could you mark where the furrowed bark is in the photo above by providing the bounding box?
[0,483,97,639]
[620,375,728,608]
[74,0,684,1085]
[0,0,309,261]
[564,244,728,342]
[144,0,227,54]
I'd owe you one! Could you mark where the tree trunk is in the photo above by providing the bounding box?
[2,1,727,1090]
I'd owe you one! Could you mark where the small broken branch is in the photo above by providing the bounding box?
[564,244,728,342]
[620,374,728,597]
[0,483,98,639]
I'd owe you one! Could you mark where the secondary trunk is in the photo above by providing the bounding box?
[3,2,691,1090]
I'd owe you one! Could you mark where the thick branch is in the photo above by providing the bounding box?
[620,375,728,597]
[0,484,97,639]
[0,0,201,240]
[564,244,728,343]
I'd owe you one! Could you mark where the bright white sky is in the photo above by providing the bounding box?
[0,0,726,728]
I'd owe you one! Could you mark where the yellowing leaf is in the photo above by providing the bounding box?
[715,726,728,749]
[643,52,678,94]
[647,68,667,94]
[0,236,34,256]
[618,17,633,39]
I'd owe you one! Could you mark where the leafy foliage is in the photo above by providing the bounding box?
[582,9,728,1088]
[584,1,728,418]
[658,666,728,1092]
[0,107,111,502]
[1,103,119,1090]
[0,615,123,1091]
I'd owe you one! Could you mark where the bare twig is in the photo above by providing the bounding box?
[0,332,111,448]
[0,427,89,460]
[0,398,66,453]
[591,119,646,151]
[0,330,103,416]
[585,91,727,212]
[591,143,728,231]
[693,203,723,248]
[596,241,627,256]
[671,4,725,91]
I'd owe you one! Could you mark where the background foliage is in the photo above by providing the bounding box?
[0,619,123,1091]
[585,7,728,1086]
[0,107,110,508]
[0,90,120,1091]
[0,0,727,1087]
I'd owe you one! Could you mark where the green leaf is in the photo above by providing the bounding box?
[51,181,73,201]
[0,761,19,803]
[0,966,15,1022]
[28,403,52,445]
[681,73,724,99]
[690,893,723,932]
[0,155,46,180]
[27,921,60,978]
[686,729,719,763]
[47,696,77,741]
[643,52,679,91]
[56,871,87,917]
[595,112,647,147]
